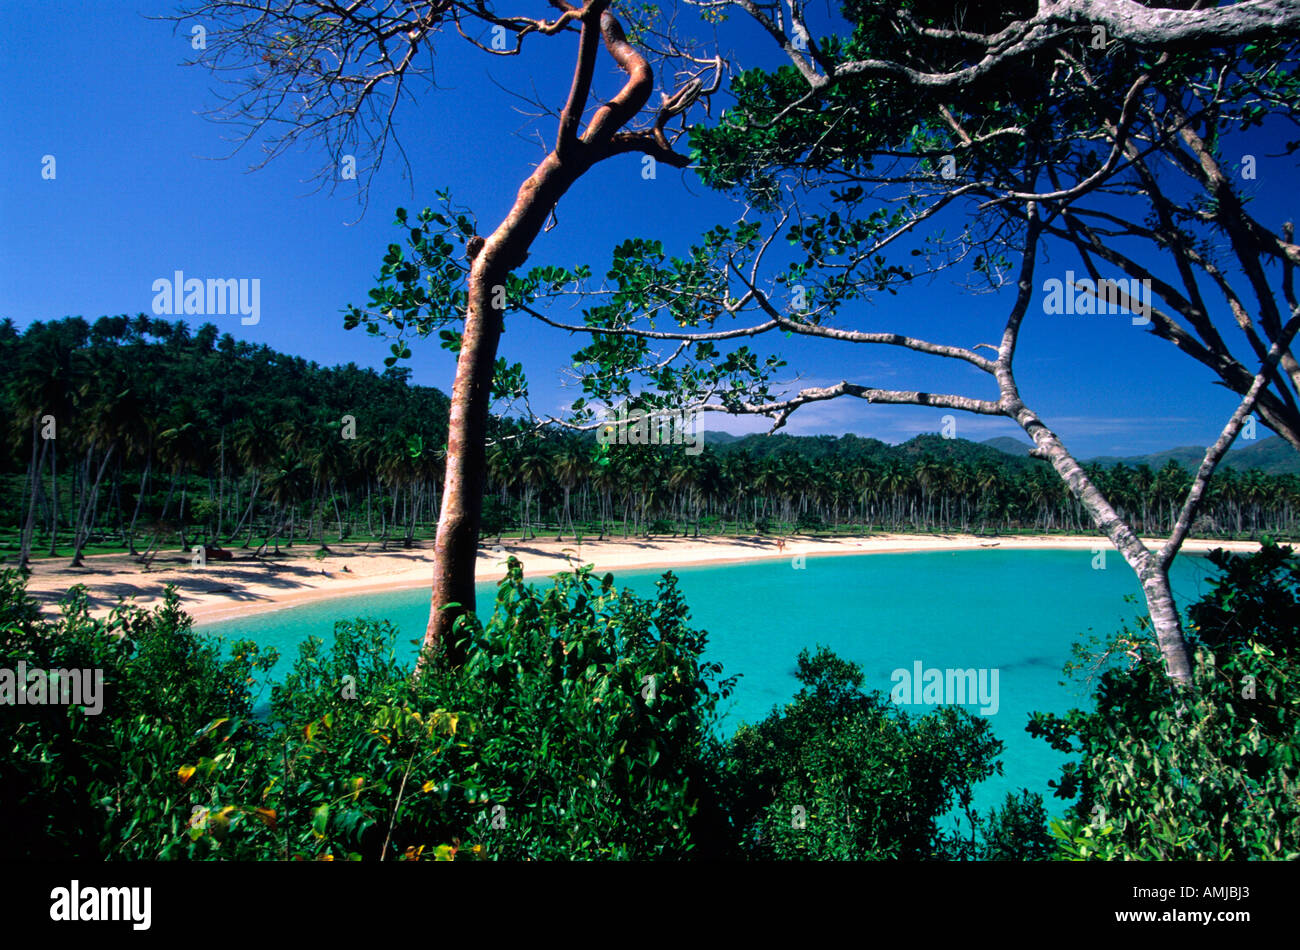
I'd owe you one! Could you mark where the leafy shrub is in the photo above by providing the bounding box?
[0,573,276,859]
[1030,541,1300,859]
[40,543,1299,863]
[0,561,736,860]
[713,645,1031,859]
[795,512,825,532]
[478,496,510,540]
[978,791,1056,861]
[222,560,737,860]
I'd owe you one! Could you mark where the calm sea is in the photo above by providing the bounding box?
[198,548,1223,818]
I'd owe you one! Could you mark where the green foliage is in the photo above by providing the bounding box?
[236,560,738,860]
[0,562,736,860]
[979,790,1056,861]
[12,544,1297,861]
[0,572,277,859]
[1029,541,1300,859]
[4,321,1294,563]
[0,315,452,558]
[715,645,1015,859]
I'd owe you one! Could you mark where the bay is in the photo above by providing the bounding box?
[199,548,1222,817]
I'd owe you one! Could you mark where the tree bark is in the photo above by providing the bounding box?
[18,418,45,570]
[421,0,682,669]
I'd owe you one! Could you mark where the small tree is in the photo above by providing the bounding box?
[175,0,724,666]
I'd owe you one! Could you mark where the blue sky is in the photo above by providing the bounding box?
[1,1,1294,458]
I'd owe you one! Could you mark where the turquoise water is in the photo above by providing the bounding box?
[199,548,1223,817]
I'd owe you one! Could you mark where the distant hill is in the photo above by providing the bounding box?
[981,436,1034,457]
[1086,446,1207,471]
[1231,436,1300,474]
[1086,436,1300,476]
[701,431,893,461]
[695,430,1299,475]
[699,430,742,445]
[699,431,1037,469]
[889,433,1037,470]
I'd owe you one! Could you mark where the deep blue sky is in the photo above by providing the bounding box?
[2,1,1294,458]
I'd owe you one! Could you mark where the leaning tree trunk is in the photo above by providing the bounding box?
[1008,399,1194,681]
[19,418,46,570]
[422,0,683,669]
[71,444,116,568]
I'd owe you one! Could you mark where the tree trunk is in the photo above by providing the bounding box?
[71,444,116,568]
[128,455,152,556]
[19,418,46,570]
[1010,399,1193,682]
[421,2,684,669]
[47,438,58,557]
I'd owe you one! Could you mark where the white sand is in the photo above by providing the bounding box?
[17,533,1264,625]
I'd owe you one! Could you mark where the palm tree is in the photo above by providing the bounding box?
[263,455,310,555]
[307,416,352,544]
[721,451,755,535]
[14,333,80,558]
[913,457,945,532]
[591,446,619,540]
[230,416,279,547]
[69,357,138,566]
[880,460,909,531]
[973,462,1003,534]
[514,441,552,541]
[376,433,413,550]
[9,333,76,567]
[551,442,592,541]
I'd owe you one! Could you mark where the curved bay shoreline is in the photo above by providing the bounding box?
[14,533,1267,626]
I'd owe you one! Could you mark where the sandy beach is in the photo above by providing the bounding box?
[14,532,1268,626]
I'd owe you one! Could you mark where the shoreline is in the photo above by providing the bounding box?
[13,532,1268,627]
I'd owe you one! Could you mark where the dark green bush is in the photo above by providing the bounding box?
[0,561,737,860]
[1030,541,1300,859]
[233,560,737,860]
[30,542,1296,862]
[714,645,1029,860]
[0,574,276,859]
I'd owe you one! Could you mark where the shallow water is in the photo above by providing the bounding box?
[199,548,1222,818]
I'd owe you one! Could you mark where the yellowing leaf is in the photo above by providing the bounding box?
[177,765,196,785]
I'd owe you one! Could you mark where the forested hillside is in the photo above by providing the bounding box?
[1,316,449,563]
[3,316,1298,566]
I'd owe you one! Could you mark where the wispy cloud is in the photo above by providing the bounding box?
[1042,416,1197,436]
